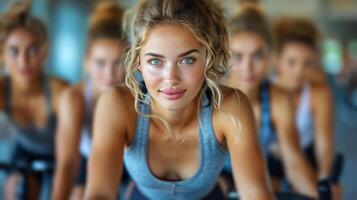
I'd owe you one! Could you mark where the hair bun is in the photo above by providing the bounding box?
[89,1,124,30]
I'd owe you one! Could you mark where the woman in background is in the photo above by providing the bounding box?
[221,4,317,197]
[273,17,340,199]
[0,2,68,199]
[52,2,127,200]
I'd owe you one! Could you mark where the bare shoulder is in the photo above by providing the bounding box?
[310,82,333,109]
[95,86,137,142]
[48,77,69,93]
[219,86,252,116]
[212,86,256,147]
[100,85,136,115]
[270,84,294,114]
[47,77,70,112]
[310,82,332,99]
[59,84,85,113]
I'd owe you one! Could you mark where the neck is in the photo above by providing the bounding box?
[11,76,42,97]
[240,86,260,104]
[151,96,200,134]
[276,76,302,95]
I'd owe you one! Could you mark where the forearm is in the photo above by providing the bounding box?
[285,158,317,197]
[240,187,274,200]
[316,142,334,179]
[52,161,78,200]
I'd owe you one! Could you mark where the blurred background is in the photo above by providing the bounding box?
[0,0,356,199]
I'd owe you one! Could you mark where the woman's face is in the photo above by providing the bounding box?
[86,39,125,92]
[3,28,46,83]
[226,32,270,91]
[276,42,318,90]
[139,23,206,111]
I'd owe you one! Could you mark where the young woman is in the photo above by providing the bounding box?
[51,2,127,200]
[84,0,273,199]
[273,17,339,199]
[221,5,317,197]
[0,2,68,199]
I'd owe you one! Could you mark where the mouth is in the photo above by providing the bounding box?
[159,88,187,100]
[104,80,115,86]
[242,76,256,83]
[19,68,33,75]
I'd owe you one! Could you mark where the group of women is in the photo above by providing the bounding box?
[0,0,339,199]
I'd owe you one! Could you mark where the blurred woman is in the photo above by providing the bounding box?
[273,17,339,198]
[51,2,127,200]
[221,4,317,197]
[84,0,273,199]
[0,2,68,199]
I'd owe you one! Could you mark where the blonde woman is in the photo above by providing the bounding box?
[84,0,273,199]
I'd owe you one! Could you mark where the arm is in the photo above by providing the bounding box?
[272,87,317,197]
[52,88,85,200]
[312,84,335,179]
[221,89,273,200]
[84,89,131,200]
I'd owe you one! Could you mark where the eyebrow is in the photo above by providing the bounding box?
[144,49,200,58]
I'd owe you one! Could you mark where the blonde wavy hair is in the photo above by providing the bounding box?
[124,0,230,121]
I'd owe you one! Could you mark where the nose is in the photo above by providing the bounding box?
[18,52,29,67]
[163,62,179,84]
[104,63,116,80]
[240,57,254,74]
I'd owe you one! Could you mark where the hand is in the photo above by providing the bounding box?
[331,183,342,200]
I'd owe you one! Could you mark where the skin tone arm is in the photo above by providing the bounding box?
[311,84,335,179]
[218,88,274,200]
[271,86,317,197]
[84,88,134,200]
[52,88,85,200]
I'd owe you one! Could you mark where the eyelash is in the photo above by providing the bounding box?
[180,57,196,65]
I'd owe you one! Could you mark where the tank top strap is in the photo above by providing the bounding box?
[42,77,54,116]
[4,76,12,115]
[259,80,275,153]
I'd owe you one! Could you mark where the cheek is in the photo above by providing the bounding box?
[255,66,267,80]
[182,66,204,86]
[89,65,104,82]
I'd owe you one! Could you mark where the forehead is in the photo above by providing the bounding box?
[89,39,123,57]
[141,23,204,56]
[230,32,266,53]
[5,28,40,47]
[281,42,316,58]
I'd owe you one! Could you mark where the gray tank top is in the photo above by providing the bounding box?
[124,90,227,200]
[4,77,56,156]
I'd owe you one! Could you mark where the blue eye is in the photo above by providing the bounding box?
[149,58,162,65]
[181,57,195,65]
[232,53,241,62]
[28,46,39,56]
[252,53,264,62]
[95,60,105,69]
[8,47,18,57]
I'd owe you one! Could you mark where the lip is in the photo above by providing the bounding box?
[159,88,186,100]
[242,76,256,83]
[19,68,33,75]
[104,80,115,86]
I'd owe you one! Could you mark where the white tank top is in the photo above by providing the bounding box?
[79,82,94,158]
[296,84,315,149]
